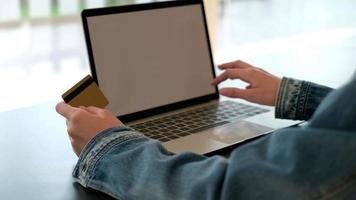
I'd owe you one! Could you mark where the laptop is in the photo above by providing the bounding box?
[81,0,299,154]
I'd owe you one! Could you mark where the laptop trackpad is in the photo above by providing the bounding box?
[209,120,273,144]
[163,120,272,154]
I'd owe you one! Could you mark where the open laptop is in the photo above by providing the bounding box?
[81,0,298,154]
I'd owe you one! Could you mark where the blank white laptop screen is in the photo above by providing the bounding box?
[87,4,216,116]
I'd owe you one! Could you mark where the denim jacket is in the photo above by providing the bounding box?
[73,77,356,200]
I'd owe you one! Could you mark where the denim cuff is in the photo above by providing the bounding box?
[72,127,146,186]
[275,77,307,120]
[275,77,333,120]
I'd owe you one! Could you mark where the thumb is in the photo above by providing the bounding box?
[81,106,103,115]
[56,102,77,119]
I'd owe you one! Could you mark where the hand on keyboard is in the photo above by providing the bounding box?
[211,60,281,106]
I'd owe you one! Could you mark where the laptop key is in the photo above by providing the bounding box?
[150,135,163,140]
[180,127,190,131]
[168,135,179,140]
[161,132,172,137]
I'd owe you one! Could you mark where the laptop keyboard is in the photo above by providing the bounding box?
[130,101,269,142]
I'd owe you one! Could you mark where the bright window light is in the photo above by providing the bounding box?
[0,0,21,22]
[28,0,51,18]
[86,0,106,8]
[58,0,80,15]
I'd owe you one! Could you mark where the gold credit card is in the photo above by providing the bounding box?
[62,75,109,108]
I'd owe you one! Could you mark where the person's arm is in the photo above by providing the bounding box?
[211,60,333,121]
[56,92,356,200]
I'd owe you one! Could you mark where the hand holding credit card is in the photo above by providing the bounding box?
[62,75,109,108]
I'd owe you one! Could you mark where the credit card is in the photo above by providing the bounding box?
[62,75,109,108]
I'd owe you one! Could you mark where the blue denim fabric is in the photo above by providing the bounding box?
[275,77,333,120]
[73,78,356,200]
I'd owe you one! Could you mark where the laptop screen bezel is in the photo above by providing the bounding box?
[81,0,219,123]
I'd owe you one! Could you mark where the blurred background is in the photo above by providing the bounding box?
[0,0,355,112]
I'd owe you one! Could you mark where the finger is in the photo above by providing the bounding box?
[254,67,268,74]
[56,102,77,119]
[219,87,251,99]
[78,106,96,115]
[218,60,252,70]
[211,68,252,85]
[82,106,103,115]
[218,61,237,69]
[211,70,235,85]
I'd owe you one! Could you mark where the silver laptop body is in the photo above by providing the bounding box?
[81,0,299,155]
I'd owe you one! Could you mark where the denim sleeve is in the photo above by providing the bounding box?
[275,77,333,120]
[72,76,356,199]
[73,127,356,199]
